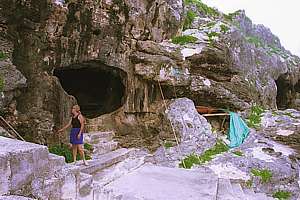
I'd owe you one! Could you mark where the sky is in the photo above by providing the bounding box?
[202,0,300,57]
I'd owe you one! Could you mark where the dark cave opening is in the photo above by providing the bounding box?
[54,61,127,118]
[275,75,296,109]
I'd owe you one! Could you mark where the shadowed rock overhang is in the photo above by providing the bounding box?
[54,61,127,118]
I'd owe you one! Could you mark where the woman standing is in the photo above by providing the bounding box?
[58,105,89,166]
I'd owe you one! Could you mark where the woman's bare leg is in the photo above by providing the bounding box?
[78,144,88,165]
[72,144,77,163]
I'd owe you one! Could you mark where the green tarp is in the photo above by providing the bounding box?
[228,112,250,148]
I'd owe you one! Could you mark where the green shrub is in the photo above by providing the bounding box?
[207,31,220,45]
[49,143,91,163]
[232,150,243,156]
[0,75,4,92]
[245,179,253,188]
[179,140,229,168]
[0,51,7,61]
[272,190,292,200]
[183,10,197,30]
[246,36,264,48]
[246,105,265,128]
[223,10,242,22]
[206,21,216,28]
[179,153,201,168]
[84,143,93,151]
[184,0,219,17]
[171,35,198,45]
[220,24,230,33]
[163,141,175,149]
[251,168,272,183]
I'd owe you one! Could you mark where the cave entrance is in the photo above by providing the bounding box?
[275,75,296,109]
[54,61,127,118]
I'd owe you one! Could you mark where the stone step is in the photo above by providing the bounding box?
[93,156,146,188]
[0,196,35,200]
[78,173,93,200]
[217,178,237,200]
[243,188,256,196]
[58,164,81,200]
[31,176,61,200]
[0,136,50,195]
[84,131,115,144]
[78,148,134,175]
[231,183,246,200]
[96,164,218,200]
[243,189,274,200]
[253,193,273,200]
[48,153,65,174]
[93,141,118,155]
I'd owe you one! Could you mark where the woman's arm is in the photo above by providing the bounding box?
[77,114,85,138]
[58,118,72,133]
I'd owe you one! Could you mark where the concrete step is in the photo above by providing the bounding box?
[78,148,134,175]
[84,131,115,144]
[217,179,237,200]
[93,141,118,155]
[78,173,93,200]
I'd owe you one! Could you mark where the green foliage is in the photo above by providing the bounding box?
[223,10,242,22]
[223,14,233,22]
[246,105,265,128]
[163,141,175,149]
[207,32,220,38]
[84,143,93,151]
[0,51,8,61]
[272,190,292,200]
[251,168,272,183]
[49,143,91,163]
[220,24,230,34]
[183,10,197,30]
[207,31,220,45]
[232,150,243,156]
[179,140,229,168]
[0,75,4,92]
[206,21,217,28]
[246,36,263,48]
[171,35,198,45]
[282,112,295,118]
[245,179,253,188]
[184,0,219,17]
[179,153,200,169]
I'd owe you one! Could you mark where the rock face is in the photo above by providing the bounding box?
[0,0,299,145]
[153,98,216,166]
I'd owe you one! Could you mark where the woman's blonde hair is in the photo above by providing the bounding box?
[72,105,81,113]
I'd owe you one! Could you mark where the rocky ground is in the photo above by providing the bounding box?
[1,98,300,199]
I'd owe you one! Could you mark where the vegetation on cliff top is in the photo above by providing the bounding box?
[171,35,198,45]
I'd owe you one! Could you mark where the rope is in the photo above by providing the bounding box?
[0,116,26,141]
[157,80,186,168]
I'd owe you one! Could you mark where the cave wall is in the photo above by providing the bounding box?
[0,0,300,145]
[0,0,183,144]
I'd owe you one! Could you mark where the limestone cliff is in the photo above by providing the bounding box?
[0,0,299,145]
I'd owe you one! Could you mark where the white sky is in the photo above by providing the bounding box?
[202,0,300,57]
